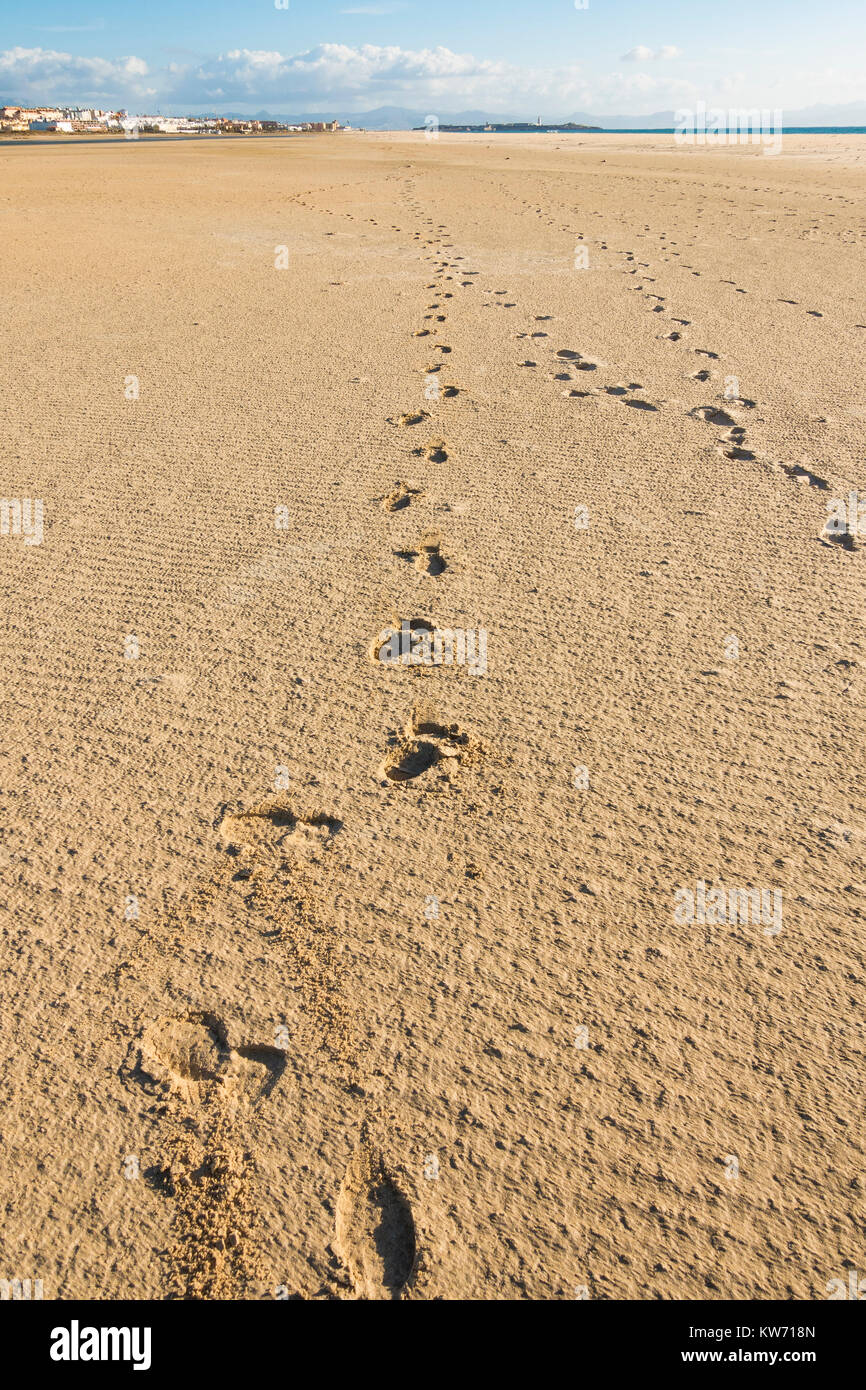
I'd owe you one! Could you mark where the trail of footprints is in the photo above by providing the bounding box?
[495,180,854,548]
[131,171,858,1298]
[547,315,839,540]
[613,248,841,532]
[399,176,852,571]
[126,792,420,1297]
[390,180,857,782]
[372,183,489,785]
[499,189,846,549]
[129,179,507,1300]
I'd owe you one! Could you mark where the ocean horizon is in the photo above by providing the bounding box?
[437,125,866,135]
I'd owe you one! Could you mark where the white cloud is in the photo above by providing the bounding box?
[0,41,855,118]
[184,43,518,106]
[0,45,152,100]
[622,45,682,62]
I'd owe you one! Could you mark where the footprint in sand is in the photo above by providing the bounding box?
[218,802,342,861]
[395,532,447,577]
[782,462,829,490]
[334,1140,416,1300]
[821,516,859,551]
[130,1011,287,1109]
[122,1005,288,1298]
[371,618,432,666]
[416,438,447,463]
[381,481,422,512]
[379,708,481,785]
[690,405,738,427]
[556,349,597,372]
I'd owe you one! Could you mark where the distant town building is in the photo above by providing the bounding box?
[0,104,332,137]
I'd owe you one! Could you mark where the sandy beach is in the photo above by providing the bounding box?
[0,130,864,1300]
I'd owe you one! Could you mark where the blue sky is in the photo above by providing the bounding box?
[2,0,864,116]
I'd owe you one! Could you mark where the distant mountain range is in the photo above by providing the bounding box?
[194,102,866,130]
